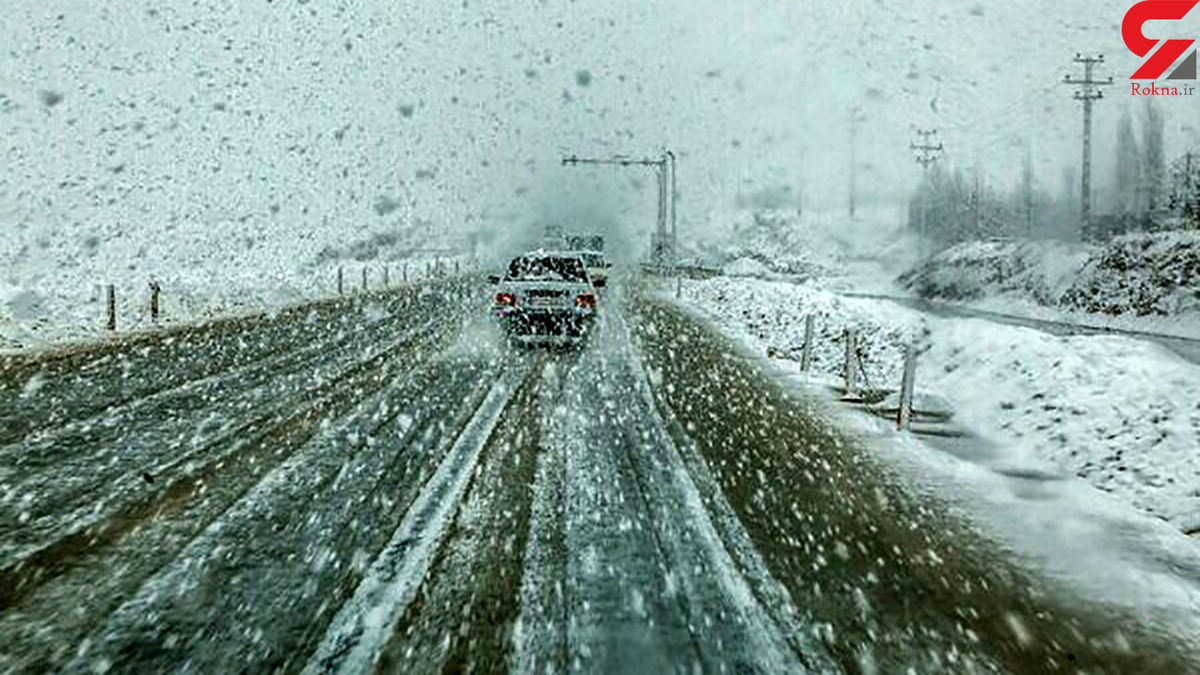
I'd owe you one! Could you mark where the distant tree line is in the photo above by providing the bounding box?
[907,100,1198,250]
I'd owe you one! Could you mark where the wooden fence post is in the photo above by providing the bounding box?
[106,284,116,331]
[150,282,161,324]
[842,328,860,400]
[897,344,918,431]
[800,315,815,372]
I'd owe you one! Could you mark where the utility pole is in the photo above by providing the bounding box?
[666,150,677,250]
[1064,53,1113,236]
[562,151,677,266]
[910,129,944,258]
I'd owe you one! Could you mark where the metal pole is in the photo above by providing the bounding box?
[337,267,344,295]
[1065,54,1112,236]
[362,266,368,292]
[1081,94,1094,233]
[921,171,929,259]
[561,152,673,265]
[667,150,677,262]
[911,130,943,259]
[657,162,667,266]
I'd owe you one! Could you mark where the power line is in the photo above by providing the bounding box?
[1063,53,1113,235]
[910,129,944,258]
[910,129,944,168]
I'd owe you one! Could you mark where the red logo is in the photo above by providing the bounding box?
[1123,0,1198,78]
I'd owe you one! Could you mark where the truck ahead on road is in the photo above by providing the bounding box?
[564,234,604,253]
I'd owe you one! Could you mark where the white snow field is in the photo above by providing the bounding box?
[676,275,1200,534]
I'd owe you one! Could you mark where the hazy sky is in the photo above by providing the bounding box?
[3,0,1198,270]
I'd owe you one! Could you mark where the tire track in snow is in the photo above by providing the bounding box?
[606,308,811,674]
[509,355,571,675]
[534,303,808,674]
[0,288,443,448]
[51,354,487,674]
[0,313,446,568]
[0,292,424,473]
[0,313,454,610]
[302,357,534,675]
[623,312,839,673]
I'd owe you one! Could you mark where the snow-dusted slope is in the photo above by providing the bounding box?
[678,276,1200,531]
[1062,231,1200,317]
[898,239,1092,304]
[895,232,1200,338]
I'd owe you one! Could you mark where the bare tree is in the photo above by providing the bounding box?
[1019,148,1034,237]
[1115,109,1141,215]
[1141,99,1166,212]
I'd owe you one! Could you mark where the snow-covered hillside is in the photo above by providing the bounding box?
[1061,231,1200,318]
[896,232,1200,335]
[677,276,1200,533]
[897,239,1089,305]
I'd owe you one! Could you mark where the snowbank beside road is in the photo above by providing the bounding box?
[1061,230,1200,318]
[895,232,1200,337]
[897,239,1089,305]
[679,276,1200,532]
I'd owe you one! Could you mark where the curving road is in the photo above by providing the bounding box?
[0,279,1195,675]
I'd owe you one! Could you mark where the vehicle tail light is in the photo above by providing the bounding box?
[575,293,596,309]
[495,292,516,306]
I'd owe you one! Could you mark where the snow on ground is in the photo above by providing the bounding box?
[1061,230,1200,321]
[0,255,470,352]
[897,239,1089,305]
[894,233,1200,339]
[678,275,1200,533]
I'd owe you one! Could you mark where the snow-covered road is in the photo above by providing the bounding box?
[0,278,1196,674]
